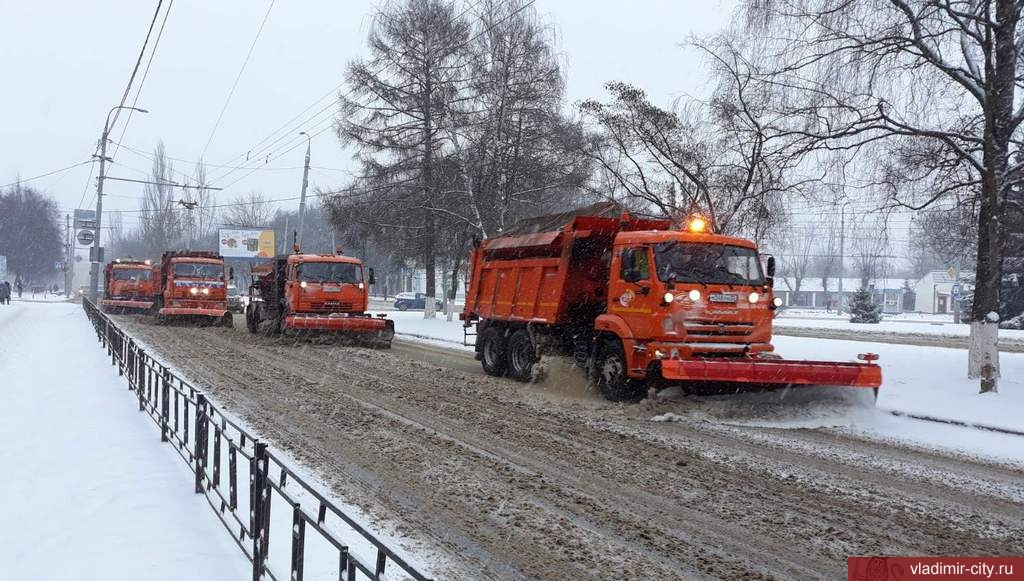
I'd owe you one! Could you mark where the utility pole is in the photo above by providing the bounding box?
[65,214,72,297]
[89,105,148,302]
[837,203,846,316]
[953,259,962,324]
[296,131,312,249]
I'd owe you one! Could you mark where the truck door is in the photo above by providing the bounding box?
[609,246,653,320]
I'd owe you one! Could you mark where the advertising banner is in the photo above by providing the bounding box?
[218,228,275,259]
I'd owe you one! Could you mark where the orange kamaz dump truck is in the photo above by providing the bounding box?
[245,250,394,346]
[460,204,881,401]
[101,258,160,313]
[156,250,233,327]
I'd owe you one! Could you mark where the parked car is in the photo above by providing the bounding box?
[393,292,443,311]
[227,284,246,314]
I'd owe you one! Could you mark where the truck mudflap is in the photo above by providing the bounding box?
[101,298,155,310]
[284,314,394,336]
[659,355,882,389]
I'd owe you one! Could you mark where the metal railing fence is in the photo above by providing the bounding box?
[82,299,431,581]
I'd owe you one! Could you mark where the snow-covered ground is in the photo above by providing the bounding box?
[379,310,1024,463]
[0,302,248,581]
[775,310,1024,342]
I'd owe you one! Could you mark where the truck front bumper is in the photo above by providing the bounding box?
[160,306,229,318]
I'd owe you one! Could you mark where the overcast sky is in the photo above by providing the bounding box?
[1,0,734,233]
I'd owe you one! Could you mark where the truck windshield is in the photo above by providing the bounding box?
[172,263,224,279]
[654,242,764,285]
[112,268,150,281]
[297,262,360,284]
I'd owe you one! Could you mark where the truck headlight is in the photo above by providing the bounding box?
[190,287,199,295]
[201,288,210,295]
[663,292,674,304]
[773,297,783,307]
[748,292,760,303]
[688,289,700,301]
[300,281,308,289]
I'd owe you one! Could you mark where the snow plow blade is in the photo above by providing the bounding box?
[284,314,394,337]
[659,356,882,389]
[159,307,229,318]
[101,299,155,311]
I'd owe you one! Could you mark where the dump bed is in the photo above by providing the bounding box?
[463,204,670,326]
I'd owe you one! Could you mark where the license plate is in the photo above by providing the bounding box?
[324,285,341,292]
[709,293,738,303]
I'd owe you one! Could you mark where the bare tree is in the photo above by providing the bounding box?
[222,192,273,228]
[139,141,183,254]
[781,224,818,292]
[737,0,1024,392]
[851,227,891,289]
[0,182,62,282]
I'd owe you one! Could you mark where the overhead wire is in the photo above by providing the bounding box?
[1,161,93,190]
[199,0,277,161]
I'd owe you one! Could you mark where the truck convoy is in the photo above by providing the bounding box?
[460,203,882,401]
[100,259,160,313]
[245,249,394,347]
[156,251,233,327]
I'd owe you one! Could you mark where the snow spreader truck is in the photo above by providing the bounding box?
[100,258,160,313]
[245,250,394,346]
[156,251,233,327]
[460,204,882,401]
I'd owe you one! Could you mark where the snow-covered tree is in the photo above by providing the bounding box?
[0,183,62,283]
[848,287,882,324]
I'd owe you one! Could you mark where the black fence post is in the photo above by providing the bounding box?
[291,504,305,581]
[161,368,171,443]
[251,441,268,581]
[195,394,208,494]
[137,349,147,411]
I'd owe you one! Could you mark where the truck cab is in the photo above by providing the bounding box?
[285,253,370,315]
[158,251,233,326]
[100,259,160,313]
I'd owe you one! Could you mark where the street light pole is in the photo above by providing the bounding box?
[88,105,148,302]
[296,131,312,249]
[837,202,847,316]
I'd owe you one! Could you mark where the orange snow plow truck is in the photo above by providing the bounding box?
[100,258,160,313]
[460,203,882,401]
[245,250,394,346]
[156,250,233,327]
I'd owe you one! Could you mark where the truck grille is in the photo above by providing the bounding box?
[682,320,754,337]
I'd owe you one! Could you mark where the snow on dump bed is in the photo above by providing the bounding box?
[0,302,248,581]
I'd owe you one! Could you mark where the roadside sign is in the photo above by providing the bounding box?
[77,229,95,245]
[74,209,97,230]
[952,283,961,298]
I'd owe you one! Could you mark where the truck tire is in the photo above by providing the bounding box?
[507,330,538,382]
[479,327,508,377]
[245,306,258,334]
[221,313,234,328]
[593,339,644,402]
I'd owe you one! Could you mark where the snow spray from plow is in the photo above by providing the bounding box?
[82,299,431,581]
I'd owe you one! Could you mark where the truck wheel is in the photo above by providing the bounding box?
[593,340,644,402]
[221,313,234,328]
[507,330,538,382]
[245,307,258,334]
[479,327,508,377]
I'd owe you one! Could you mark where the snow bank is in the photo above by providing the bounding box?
[0,302,248,580]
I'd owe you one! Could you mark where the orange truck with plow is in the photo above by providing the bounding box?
[156,251,233,327]
[101,258,161,313]
[245,250,394,346]
[460,204,882,401]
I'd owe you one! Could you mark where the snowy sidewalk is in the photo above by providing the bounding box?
[0,302,248,581]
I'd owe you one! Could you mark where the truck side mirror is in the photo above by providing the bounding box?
[766,256,776,278]
[367,268,376,285]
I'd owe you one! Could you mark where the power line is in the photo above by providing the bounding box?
[1,161,93,190]
[105,0,166,142]
[199,0,277,160]
[111,0,176,162]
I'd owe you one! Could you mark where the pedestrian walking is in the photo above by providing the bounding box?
[15,279,23,299]
[0,281,10,305]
